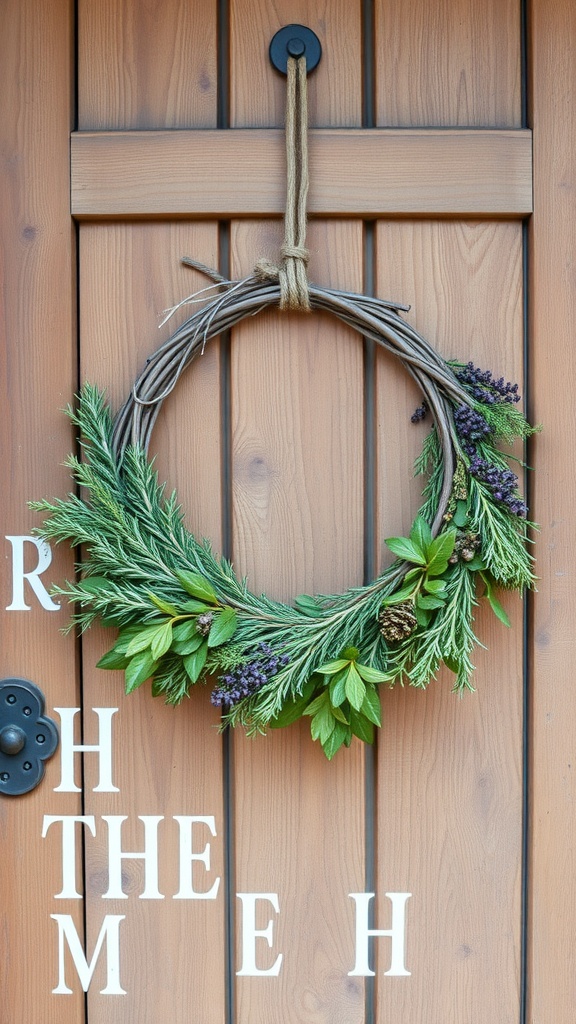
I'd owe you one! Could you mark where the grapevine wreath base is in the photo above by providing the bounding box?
[33,263,537,759]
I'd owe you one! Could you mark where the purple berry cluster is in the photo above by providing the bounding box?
[455,362,521,405]
[454,404,493,444]
[211,642,289,710]
[468,454,527,518]
[411,400,428,423]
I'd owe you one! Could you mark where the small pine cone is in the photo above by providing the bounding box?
[196,612,214,636]
[379,601,418,643]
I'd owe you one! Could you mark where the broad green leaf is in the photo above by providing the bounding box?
[207,607,238,648]
[443,655,460,675]
[310,703,336,745]
[148,592,179,616]
[113,626,147,654]
[151,621,173,660]
[355,663,391,684]
[463,554,486,572]
[96,648,129,671]
[416,593,446,610]
[172,633,205,656]
[426,530,457,575]
[381,584,417,606]
[183,642,208,683]
[385,536,427,565]
[176,570,218,604]
[415,606,432,627]
[349,709,375,744]
[329,669,349,707]
[321,720,348,760]
[181,598,213,614]
[125,650,158,693]
[403,566,425,584]
[452,500,468,528]
[423,578,446,594]
[360,685,382,726]
[410,516,433,556]
[344,664,366,712]
[315,658,350,676]
[331,703,349,725]
[294,594,323,617]
[269,680,317,728]
[480,572,511,627]
[303,691,330,717]
[126,626,163,657]
[172,620,198,642]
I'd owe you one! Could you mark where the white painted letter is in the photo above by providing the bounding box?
[42,815,97,898]
[173,815,221,900]
[348,892,411,977]
[54,708,119,793]
[51,914,126,995]
[236,893,282,977]
[103,815,164,900]
[6,535,60,610]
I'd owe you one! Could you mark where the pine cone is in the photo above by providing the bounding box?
[196,612,214,636]
[379,601,418,643]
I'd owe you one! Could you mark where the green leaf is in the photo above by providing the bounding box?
[148,592,179,616]
[126,626,163,657]
[410,516,433,555]
[183,642,208,683]
[443,655,460,675]
[294,594,323,617]
[310,703,336,745]
[452,500,468,528]
[96,648,129,671]
[176,570,218,604]
[207,608,238,648]
[150,621,173,660]
[415,606,432,627]
[344,664,366,712]
[172,620,198,642]
[269,680,317,728]
[329,669,349,707]
[416,593,446,610]
[331,703,349,724]
[385,536,427,565]
[303,691,330,717]
[423,578,446,594]
[480,572,511,627]
[316,658,350,676]
[349,709,375,745]
[78,576,109,595]
[360,685,382,726]
[426,529,457,575]
[321,720,348,760]
[113,626,149,654]
[381,584,417,606]
[181,598,213,614]
[463,554,486,572]
[355,663,391,684]
[125,650,158,693]
[403,566,425,584]
[342,646,360,661]
[172,633,205,656]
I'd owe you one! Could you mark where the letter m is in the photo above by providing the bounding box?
[51,914,126,995]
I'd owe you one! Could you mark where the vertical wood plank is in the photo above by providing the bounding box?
[0,1,82,1021]
[528,0,576,1018]
[78,0,217,129]
[80,223,226,1022]
[375,0,521,127]
[374,221,524,1022]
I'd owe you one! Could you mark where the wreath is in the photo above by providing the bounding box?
[33,55,536,758]
[32,260,536,759]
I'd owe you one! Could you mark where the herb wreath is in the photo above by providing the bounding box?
[33,270,537,759]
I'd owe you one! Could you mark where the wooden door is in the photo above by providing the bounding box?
[2,1,575,1022]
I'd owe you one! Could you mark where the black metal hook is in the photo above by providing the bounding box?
[269,25,322,76]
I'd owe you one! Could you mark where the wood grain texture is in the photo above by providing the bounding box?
[0,1,82,1021]
[230,0,362,128]
[80,223,227,1022]
[375,0,522,127]
[528,0,576,1018]
[71,128,533,218]
[374,221,524,1022]
[230,218,367,1024]
[78,0,217,129]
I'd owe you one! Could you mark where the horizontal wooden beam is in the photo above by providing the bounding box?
[71,128,532,218]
